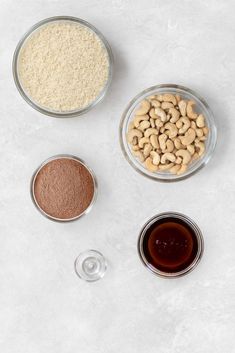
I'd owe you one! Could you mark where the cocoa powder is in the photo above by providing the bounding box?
[33,158,95,220]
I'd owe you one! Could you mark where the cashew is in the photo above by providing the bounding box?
[165,139,174,152]
[139,120,150,131]
[160,126,165,134]
[149,108,158,119]
[161,102,174,110]
[173,137,184,149]
[169,107,180,123]
[162,94,177,105]
[132,136,138,145]
[151,100,161,108]
[187,144,195,155]
[150,151,160,165]
[133,114,149,128]
[178,100,187,116]
[192,152,199,160]
[144,128,158,138]
[139,137,150,148]
[186,100,197,119]
[143,143,152,157]
[159,163,174,170]
[133,150,144,162]
[175,156,183,164]
[159,133,167,150]
[199,136,207,141]
[150,134,159,149]
[165,122,178,138]
[156,94,164,102]
[170,164,181,174]
[155,118,164,129]
[161,152,176,164]
[196,128,203,138]
[175,149,191,164]
[178,117,190,134]
[179,128,196,146]
[195,141,205,156]
[136,99,151,115]
[177,164,188,175]
[196,114,205,128]
[145,157,159,172]
[155,107,167,122]
[150,118,155,128]
[176,119,183,129]
[127,129,143,143]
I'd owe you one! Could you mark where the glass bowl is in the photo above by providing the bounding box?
[119,84,217,182]
[30,154,98,222]
[13,16,113,118]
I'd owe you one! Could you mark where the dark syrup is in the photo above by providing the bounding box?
[143,217,198,273]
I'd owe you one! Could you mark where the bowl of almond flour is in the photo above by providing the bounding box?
[13,16,113,117]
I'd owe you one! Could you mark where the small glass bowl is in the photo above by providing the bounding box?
[13,16,113,118]
[120,84,217,182]
[137,212,204,278]
[30,154,97,222]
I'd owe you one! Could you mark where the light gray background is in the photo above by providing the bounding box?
[1,1,235,352]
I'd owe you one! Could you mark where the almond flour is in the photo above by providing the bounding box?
[18,20,109,112]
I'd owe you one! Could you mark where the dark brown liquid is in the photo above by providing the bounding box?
[143,217,198,273]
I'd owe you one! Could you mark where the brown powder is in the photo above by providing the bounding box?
[34,158,95,220]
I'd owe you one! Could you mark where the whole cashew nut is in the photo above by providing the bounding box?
[139,137,150,148]
[143,143,152,157]
[133,114,149,128]
[195,141,205,156]
[127,129,143,143]
[150,151,160,165]
[133,150,145,162]
[150,134,159,149]
[165,122,178,138]
[136,100,151,115]
[179,128,196,146]
[149,108,158,119]
[186,100,198,120]
[196,114,205,128]
[165,139,174,152]
[187,144,195,155]
[159,163,174,170]
[162,94,177,105]
[178,100,187,116]
[155,107,167,122]
[161,152,176,164]
[139,120,150,131]
[178,117,190,134]
[150,118,155,128]
[155,118,164,129]
[159,133,167,150]
[169,107,180,123]
[170,164,181,174]
[145,157,159,172]
[151,100,161,108]
[161,102,174,110]
[175,149,192,164]
[144,128,158,138]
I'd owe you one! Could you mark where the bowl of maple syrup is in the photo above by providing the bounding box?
[138,212,204,278]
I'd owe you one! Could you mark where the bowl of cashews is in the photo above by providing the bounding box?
[119,84,217,181]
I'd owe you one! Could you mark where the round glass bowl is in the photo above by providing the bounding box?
[13,16,113,118]
[137,212,204,278]
[31,155,97,222]
[120,84,217,181]
[74,250,107,282]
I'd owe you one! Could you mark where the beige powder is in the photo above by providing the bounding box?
[18,21,109,112]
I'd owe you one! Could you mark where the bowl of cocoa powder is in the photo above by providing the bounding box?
[31,155,97,222]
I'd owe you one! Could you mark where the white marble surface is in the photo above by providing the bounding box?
[1,1,235,352]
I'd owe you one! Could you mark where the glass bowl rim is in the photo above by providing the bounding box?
[30,154,98,222]
[137,211,204,278]
[13,15,113,118]
[119,84,217,182]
